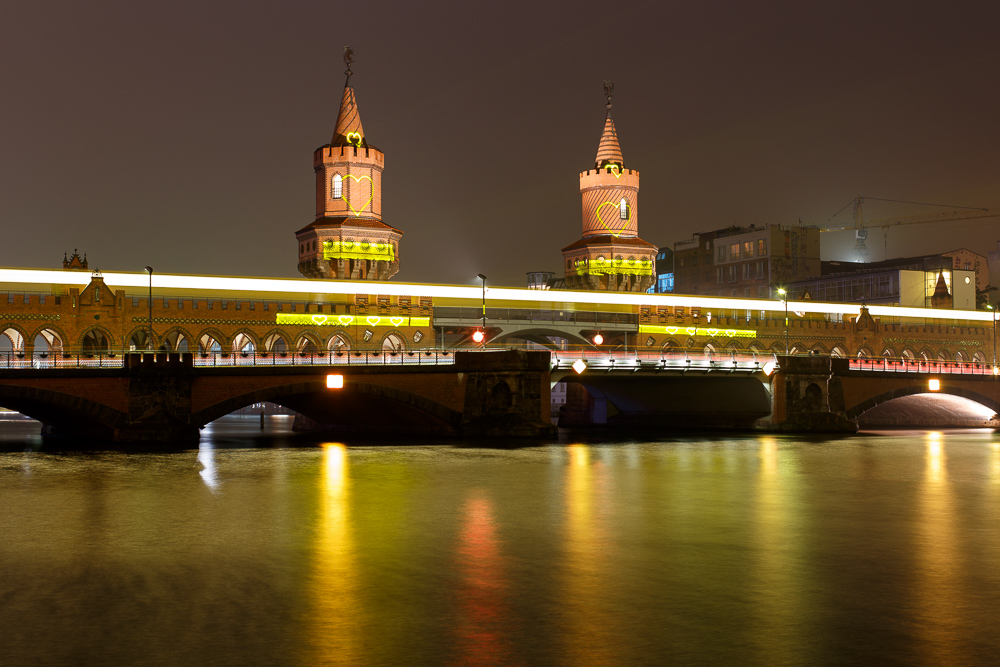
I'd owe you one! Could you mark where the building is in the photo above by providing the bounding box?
[561,82,656,292]
[296,48,402,280]
[653,246,674,293]
[672,225,821,297]
[788,252,980,310]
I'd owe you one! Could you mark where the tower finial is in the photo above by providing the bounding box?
[344,45,355,85]
[603,80,614,114]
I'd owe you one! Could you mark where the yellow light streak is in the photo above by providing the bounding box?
[638,325,757,338]
[0,268,994,323]
[275,313,429,327]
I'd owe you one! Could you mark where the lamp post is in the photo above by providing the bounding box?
[144,266,153,351]
[777,287,788,354]
[476,273,487,348]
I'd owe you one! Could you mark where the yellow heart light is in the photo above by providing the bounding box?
[345,132,363,147]
[337,315,354,326]
[341,174,373,216]
[707,328,719,337]
[595,201,629,236]
[607,164,622,178]
[390,316,405,327]
[312,315,329,326]
[724,329,737,338]
[666,326,678,335]
[366,316,381,326]
[686,327,697,336]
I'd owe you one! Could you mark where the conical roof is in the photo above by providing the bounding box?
[595,110,623,167]
[332,84,365,147]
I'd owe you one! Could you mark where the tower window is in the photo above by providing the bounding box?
[619,197,628,220]
[332,174,343,199]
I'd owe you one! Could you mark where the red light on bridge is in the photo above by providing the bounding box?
[327,374,344,389]
[592,333,604,346]
[472,330,485,343]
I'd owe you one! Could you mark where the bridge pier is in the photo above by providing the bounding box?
[768,355,857,432]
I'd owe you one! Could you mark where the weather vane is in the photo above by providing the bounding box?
[344,45,355,82]
[603,80,614,110]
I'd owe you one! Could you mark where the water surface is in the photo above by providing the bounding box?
[1,419,999,665]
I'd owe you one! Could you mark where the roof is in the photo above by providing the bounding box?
[296,216,402,235]
[562,235,657,252]
[594,113,623,167]
[332,85,366,147]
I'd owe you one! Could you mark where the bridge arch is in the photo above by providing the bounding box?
[193,379,461,433]
[262,331,289,354]
[327,331,352,352]
[831,345,847,358]
[1,324,27,352]
[196,329,227,354]
[847,384,1000,421]
[0,384,126,436]
[380,331,406,352]
[881,346,897,358]
[231,330,259,354]
[161,327,192,352]
[28,325,66,354]
[295,331,322,353]
[856,346,873,358]
[124,325,155,351]
[78,326,113,353]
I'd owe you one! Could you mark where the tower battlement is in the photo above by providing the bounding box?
[314,145,385,169]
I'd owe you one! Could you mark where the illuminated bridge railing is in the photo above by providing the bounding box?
[552,350,776,373]
[0,350,457,370]
[848,357,998,376]
[434,307,638,326]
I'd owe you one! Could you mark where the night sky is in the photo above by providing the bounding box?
[3,1,999,288]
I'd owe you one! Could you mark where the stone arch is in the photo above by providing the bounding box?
[900,348,916,361]
[0,324,27,353]
[881,346,897,359]
[770,342,785,354]
[703,341,719,355]
[789,343,806,355]
[856,346,873,359]
[955,350,967,363]
[973,351,987,364]
[28,326,66,354]
[78,326,113,353]
[381,331,405,353]
[262,331,289,355]
[487,380,513,412]
[196,328,227,354]
[847,385,1000,420]
[231,330,259,355]
[918,347,934,362]
[831,345,847,358]
[748,342,765,354]
[936,348,951,362]
[161,327,192,352]
[124,325,154,351]
[724,339,743,352]
[0,383,127,436]
[327,331,352,352]
[191,379,462,432]
[295,331,322,354]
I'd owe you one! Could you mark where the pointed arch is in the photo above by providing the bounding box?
[161,327,192,352]
[0,324,27,352]
[381,331,405,353]
[327,331,352,352]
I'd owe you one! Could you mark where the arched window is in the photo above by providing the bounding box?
[332,174,343,199]
[619,197,628,220]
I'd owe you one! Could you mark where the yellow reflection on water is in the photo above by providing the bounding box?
[561,444,615,663]
[990,442,1000,484]
[916,431,963,661]
[307,443,362,665]
[752,437,808,662]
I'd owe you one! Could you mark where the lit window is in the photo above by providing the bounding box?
[619,198,628,220]
[744,241,753,257]
[730,243,739,260]
[332,174,343,199]
[758,239,767,255]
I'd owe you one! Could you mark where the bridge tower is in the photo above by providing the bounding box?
[561,82,656,292]
[296,47,402,280]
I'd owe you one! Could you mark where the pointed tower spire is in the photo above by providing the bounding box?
[595,80,623,168]
[332,45,366,147]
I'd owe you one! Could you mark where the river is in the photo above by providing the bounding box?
[1,418,998,665]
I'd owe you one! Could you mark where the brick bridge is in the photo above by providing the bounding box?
[0,350,554,445]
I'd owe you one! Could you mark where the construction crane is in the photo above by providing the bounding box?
[817,196,1000,261]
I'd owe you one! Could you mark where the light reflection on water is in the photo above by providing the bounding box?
[0,423,999,665]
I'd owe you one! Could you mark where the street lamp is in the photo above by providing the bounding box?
[777,287,788,354]
[144,266,153,351]
[476,273,487,348]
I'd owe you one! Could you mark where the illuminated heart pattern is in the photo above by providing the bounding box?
[595,200,630,236]
[311,315,328,325]
[342,174,373,216]
[345,132,363,147]
[275,314,431,327]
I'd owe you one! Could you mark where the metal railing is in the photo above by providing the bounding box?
[848,357,998,376]
[433,306,638,325]
[552,349,777,373]
[0,349,458,369]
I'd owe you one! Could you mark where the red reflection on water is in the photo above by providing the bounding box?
[455,494,507,666]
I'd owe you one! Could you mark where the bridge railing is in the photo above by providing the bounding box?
[551,348,778,373]
[0,349,459,369]
[848,357,998,375]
